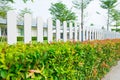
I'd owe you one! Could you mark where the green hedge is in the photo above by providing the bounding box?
[0,37,7,42]
[0,39,120,80]
[17,36,48,41]
[0,37,48,42]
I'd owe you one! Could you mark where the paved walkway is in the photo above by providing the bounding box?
[102,61,120,80]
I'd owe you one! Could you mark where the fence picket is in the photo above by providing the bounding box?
[74,22,77,41]
[24,13,32,43]
[7,11,17,44]
[63,21,67,42]
[56,20,60,41]
[37,17,43,42]
[69,23,73,40]
[79,24,81,41]
[0,28,1,36]
[48,18,53,42]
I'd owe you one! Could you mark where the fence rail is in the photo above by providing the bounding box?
[7,11,120,44]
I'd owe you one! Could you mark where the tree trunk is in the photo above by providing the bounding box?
[81,0,84,41]
[81,0,83,30]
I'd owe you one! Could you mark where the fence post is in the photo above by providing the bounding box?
[63,21,67,42]
[56,20,60,41]
[82,27,85,41]
[0,27,1,36]
[89,28,91,41]
[74,22,77,41]
[47,18,53,42]
[7,11,17,44]
[69,23,73,40]
[79,24,81,41]
[24,13,32,43]
[37,17,43,42]
[86,27,88,41]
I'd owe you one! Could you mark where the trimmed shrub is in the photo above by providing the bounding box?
[0,39,120,79]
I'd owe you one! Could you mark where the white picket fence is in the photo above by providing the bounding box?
[7,11,120,44]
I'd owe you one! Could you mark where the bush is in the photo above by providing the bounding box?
[17,36,48,41]
[0,39,120,80]
[0,36,49,42]
[0,37,7,41]
[17,36,24,41]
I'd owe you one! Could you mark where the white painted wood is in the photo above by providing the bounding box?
[56,20,60,41]
[37,17,43,42]
[92,29,94,40]
[89,28,91,41]
[83,27,85,41]
[24,13,32,43]
[95,30,97,40]
[0,27,1,36]
[63,21,67,42]
[69,23,73,40]
[79,24,81,41]
[74,22,77,41]
[86,27,88,41]
[7,11,17,44]
[47,18,53,42]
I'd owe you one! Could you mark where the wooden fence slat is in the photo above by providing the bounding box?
[63,21,67,42]
[69,23,73,40]
[24,13,32,43]
[74,22,77,41]
[48,18,53,42]
[56,20,60,41]
[7,11,17,44]
[37,17,43,42]
[79,24,81,41]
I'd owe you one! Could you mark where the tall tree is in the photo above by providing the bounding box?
[49,2,77,23]
[100,0,117,30]
[72,0,93,29]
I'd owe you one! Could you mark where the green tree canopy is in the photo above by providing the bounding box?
[110,9,120,22]
[100,0,117,9]
[72,0,92,10]
[49,2,77,23]
[100,0,118,30]
[110,9,120,31]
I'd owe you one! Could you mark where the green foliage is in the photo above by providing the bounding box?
[100,0,117,9]
[0,37,48,42]
[0,37,7,42]
[0,0,13,18]
[17,37,47,41]
[18,7,32,22]
[49,2,77,22]
[99,0,118,30]
[0,39,120,79]
[110,9,120,27]
[72,0,93,10]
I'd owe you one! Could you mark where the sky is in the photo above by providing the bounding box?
[10,0,120,29]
